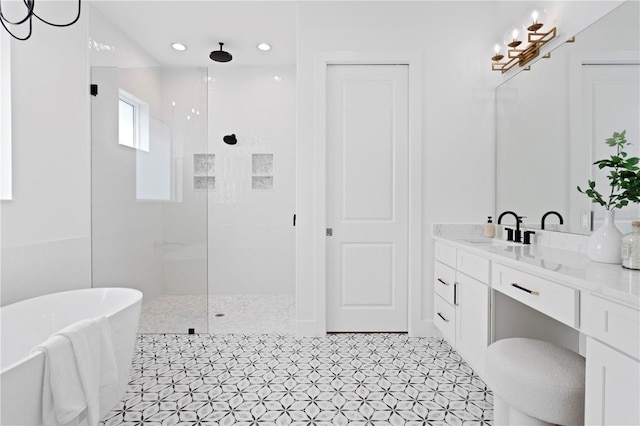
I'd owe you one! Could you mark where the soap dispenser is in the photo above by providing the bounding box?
[484,216,496,238]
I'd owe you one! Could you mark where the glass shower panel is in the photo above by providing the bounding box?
[91,67,208,334]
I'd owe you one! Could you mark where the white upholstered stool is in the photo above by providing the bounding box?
[485,338,585,426]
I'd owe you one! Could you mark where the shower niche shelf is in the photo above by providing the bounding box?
[194,153,215,191]
[252,153,274,190]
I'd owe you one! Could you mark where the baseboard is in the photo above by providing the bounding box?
[409,319,442,337]
[296,320,325,337]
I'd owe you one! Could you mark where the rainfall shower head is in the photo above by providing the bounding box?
[210,42,232,63]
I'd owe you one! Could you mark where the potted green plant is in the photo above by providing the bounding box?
[577,130,640,263]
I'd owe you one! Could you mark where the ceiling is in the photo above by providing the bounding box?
[91,1,298,67]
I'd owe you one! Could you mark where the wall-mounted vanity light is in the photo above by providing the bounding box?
[491,10,557,74]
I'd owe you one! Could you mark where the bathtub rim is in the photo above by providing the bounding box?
[0,287,142,375]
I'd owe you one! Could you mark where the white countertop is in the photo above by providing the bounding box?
[433,225,640,309]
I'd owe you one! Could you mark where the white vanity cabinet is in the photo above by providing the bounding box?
[434,242,490,375]
[582,293,640,425]
[433,230,640,425]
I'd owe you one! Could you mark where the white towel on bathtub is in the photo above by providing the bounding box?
[33,316,119,426]
[34,334,87,425]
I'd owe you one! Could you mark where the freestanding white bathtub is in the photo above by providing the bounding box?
[0,288,142,425]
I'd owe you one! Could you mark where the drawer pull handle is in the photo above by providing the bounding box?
[437,312,449,323]
[454,282,458,306]
[511,283,539,295]
[437,278,449,286]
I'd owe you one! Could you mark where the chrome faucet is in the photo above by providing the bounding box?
[498,211,523,242]
[541,211,564,230]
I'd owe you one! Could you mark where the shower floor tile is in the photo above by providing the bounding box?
[209,294,296,335]
[138,294,296,335]
[100,333,493,425]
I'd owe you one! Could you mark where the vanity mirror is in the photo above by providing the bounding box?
[496,1,639,235]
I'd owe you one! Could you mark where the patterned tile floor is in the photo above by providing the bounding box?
[100,334,493,425]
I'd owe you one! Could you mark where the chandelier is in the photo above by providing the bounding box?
[0,0,81,41]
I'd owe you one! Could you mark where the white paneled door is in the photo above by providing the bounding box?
[326,64,409,332]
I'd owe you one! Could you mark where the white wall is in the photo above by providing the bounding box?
[0,2,90,306]
[88,5,159,68]
[208,65,296,296]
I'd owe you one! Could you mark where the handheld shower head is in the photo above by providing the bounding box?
[210,42,232,63]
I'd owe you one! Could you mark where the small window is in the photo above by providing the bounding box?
[118,89,149,152]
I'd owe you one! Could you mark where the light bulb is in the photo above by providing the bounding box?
[491,44,504,62]
[507,28,522,48]
[526,8,546,32]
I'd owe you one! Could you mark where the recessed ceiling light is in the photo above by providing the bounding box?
[257,43,271,51]
[172,42,187,51]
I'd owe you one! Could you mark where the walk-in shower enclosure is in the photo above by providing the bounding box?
[91,67,208,333]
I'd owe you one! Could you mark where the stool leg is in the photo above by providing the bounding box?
[493,396,510,426]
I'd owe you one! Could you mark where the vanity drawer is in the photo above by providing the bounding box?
[434,293,456,343]
[435,242,457,268]
[492,263,579,328]
[582,293,640,360]
[434,261,456,305]
[457,250,490,283]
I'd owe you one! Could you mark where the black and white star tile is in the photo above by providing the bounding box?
[100,334,493,425]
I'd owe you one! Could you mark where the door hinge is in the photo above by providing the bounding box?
[326,228,333,236]
[90,84,98,97]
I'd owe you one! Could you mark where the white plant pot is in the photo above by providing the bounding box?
[587,209,622,264]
